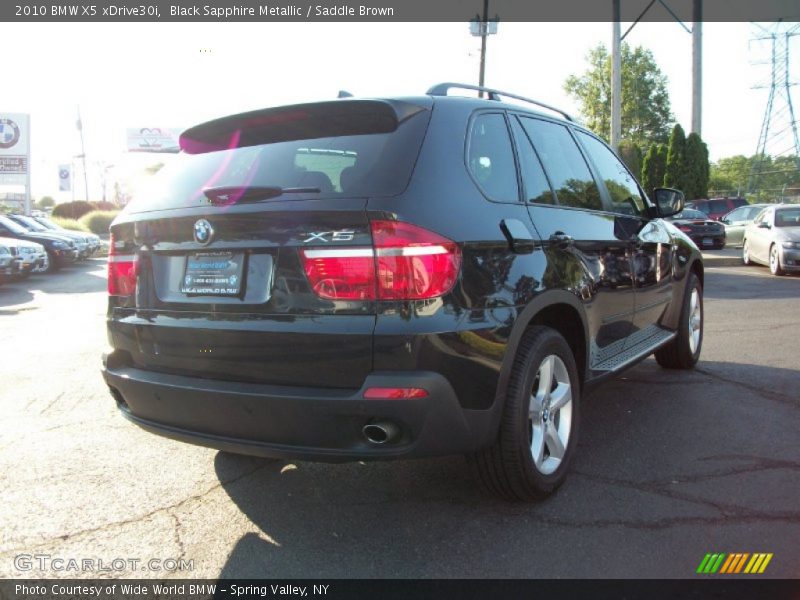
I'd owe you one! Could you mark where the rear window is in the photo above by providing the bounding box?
[125,102,431,214]
[708,199,731,213]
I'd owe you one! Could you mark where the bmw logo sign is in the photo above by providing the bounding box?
[194,219,214,245]
[0,118,21,149]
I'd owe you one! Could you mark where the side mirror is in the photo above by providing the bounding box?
[653,188,685,218]
[757,221,771,229]
[721,218,730,225]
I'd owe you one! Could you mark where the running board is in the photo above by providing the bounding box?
[592,327,676,373]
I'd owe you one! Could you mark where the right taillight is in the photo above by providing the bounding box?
[107,233,138,297]
[300,220,461,301]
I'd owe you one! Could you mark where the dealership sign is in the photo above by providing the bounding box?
[0,113,30,175]
[126,127,180,153]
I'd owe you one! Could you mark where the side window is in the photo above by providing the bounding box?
[519,117,602,211]
[725,207,744,221]
[575,131,647,217]
[509,117,555,204]
[467,113,520,203]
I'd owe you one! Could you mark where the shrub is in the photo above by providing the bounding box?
[79,210,119,235]
[91,201,117,211]
[52,200,95,219]
[51,217,90,232]
[38,196,56,209]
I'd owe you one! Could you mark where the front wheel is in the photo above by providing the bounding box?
[472,326,580,502]
[742,239,752,265]
[43,251,59,274]
[769,244,785,276]
[655,272,703,369]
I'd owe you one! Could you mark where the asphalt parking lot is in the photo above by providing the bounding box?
[1,257,798,579]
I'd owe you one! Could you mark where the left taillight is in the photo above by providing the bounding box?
[107,233,138,297]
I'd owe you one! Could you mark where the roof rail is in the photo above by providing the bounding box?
[426,82,574,122]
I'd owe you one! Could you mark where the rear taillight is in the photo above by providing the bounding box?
[300,220,461,301]
[107,233,138,296]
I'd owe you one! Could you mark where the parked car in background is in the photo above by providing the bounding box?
[103,84,705,502]
[0,237,47,277]
[7,214,92,260]
[720,203,770,247]
[667,208,726,249]
[34,215,102,256]
[742,204,800,275]
[0,242,23,284]
[687,197,749,221]
[0,215,78,272]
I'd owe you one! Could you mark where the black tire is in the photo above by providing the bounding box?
[472,326,581,502]
[769,244,785,276]
[44,251,60,274]
[655,272,703,369]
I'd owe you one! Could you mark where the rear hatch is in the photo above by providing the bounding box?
[108,99,432,389]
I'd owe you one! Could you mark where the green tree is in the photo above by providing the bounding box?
[684,133,709,200]
[641,143,667,197]
[664,124,687,191]
[617,140,643,181]
[564,43,673,148]
[37,196,55,209]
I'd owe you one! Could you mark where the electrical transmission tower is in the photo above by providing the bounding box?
[748,23,800,197]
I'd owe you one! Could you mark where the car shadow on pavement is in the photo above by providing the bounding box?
[0,284,34,309]
[212,358,800,578]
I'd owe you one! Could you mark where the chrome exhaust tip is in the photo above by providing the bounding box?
[362,421,399,445]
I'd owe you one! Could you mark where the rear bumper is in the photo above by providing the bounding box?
[102,353,487,462]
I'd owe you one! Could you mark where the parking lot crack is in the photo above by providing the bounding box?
[0,460,271,555]
[695,367,800,408]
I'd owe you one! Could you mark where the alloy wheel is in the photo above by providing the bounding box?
[528,354,573,475]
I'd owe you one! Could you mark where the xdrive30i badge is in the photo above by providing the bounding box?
[194,219,214,245]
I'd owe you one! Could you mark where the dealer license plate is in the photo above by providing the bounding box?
[181,252,244,296]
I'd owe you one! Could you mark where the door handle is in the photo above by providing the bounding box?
[500,219,535,254]
[549,231,573,248]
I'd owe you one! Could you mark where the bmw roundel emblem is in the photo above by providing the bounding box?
[0,118,21,150]
[194,219,214,245]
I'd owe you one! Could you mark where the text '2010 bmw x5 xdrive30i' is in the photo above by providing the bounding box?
[102,84,704,501]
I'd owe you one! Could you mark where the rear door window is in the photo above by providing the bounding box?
[519,117,603,211]
[509,117,555,204]
[466,113,520,203]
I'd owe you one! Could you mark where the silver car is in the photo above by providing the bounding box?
[720,203,769,247]
[742,204,800,275]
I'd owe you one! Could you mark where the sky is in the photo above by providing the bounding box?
[1,20,797,201]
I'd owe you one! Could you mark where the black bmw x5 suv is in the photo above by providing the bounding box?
[103,83,704,501]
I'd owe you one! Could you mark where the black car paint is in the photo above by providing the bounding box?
[0,218,78,266]
[103,94,702,460]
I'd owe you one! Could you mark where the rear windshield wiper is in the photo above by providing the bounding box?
[203,186,320,205]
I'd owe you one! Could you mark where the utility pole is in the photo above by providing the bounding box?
[479,0,488,95]
[470,0,498,98]
[76,106,89,202]
[611,0,622,151]
[691,0,702,135]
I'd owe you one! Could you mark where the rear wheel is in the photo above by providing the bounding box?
[769,244,785,276]
[472,326,580,502]
[655,272,702,369]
